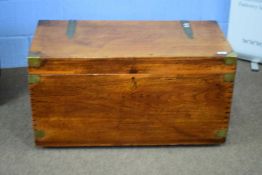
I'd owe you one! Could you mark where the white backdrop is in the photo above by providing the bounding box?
[228,0,262,70]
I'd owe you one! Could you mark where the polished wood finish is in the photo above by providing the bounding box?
[29,57,235,75]
[31,20,231,59]
[30,74,233,146]
[29,20,236,147]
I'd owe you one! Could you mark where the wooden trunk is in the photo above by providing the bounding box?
[28,20,236,147]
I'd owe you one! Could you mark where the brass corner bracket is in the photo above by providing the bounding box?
[224,57,237,65]
[224,52,238,65]
[35,130,45,139]
[224,73,235,82]
[215,129,228,138]
[28,74,41,84]
[28,52,42,68]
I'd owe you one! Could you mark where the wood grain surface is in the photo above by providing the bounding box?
[29,20,236,147]
[31,20,231,59]
[29,57,235,75]
[30,73,234,146]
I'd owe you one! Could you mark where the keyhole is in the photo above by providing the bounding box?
[131,77,137,90]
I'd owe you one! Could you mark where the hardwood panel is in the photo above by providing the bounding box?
[30,21,232,59]
[30,74,233,147]
[29,57,236,75]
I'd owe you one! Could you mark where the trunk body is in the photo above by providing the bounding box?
[28,21,236,147]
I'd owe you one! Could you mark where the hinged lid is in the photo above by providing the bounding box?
[30,20,232,59]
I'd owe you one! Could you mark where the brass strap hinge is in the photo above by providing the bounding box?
[180,21,194,39]
[67,20,77,39]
